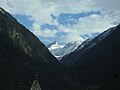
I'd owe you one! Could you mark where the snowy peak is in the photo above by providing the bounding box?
[56,40,83,57]
[62,40,83,52]
[47,40,83,60]
[47,41,64,56]
[66,40,83,47]
[76,38,93,51]
[47,41,58,49]
[47,33,100,60]
[47,41,63,50]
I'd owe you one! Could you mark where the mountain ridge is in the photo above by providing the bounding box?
[47,40,83,60]
[60,24,120,90]
[47,33,100,60]
[0,7,58,64]
[61,25,119,66]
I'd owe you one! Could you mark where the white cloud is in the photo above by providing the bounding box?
[0,0,96,23]
[94,0,120,11]
[32,23,57,38]
[0,0,97,40]
[57,34,84,43]
[0,0,120,44]
[56,11,120,35]
[74,12,119,34]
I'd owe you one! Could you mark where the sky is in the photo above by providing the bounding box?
[0,0,120,45]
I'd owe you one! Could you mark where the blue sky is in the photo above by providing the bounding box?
[14,15,33,29]
[0,0,120,45]
[14,11,101,30]
[14,11,101,44]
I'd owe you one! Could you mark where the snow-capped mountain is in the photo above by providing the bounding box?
[47,41,64,56]
[55,40,83,58]
[47,32,100,60]
[47,33,100,60]
[47,41,61,50]
[76,38,93,51]
[74,32,100,51]
[47,40,84,60]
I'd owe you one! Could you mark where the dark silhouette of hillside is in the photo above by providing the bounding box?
[61,24,120,90]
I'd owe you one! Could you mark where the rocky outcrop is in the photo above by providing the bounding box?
[30,80,41,90]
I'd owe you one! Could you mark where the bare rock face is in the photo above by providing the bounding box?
[30,80,41,90]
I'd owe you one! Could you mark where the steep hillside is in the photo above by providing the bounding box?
[0,7,57,64]
[61,24,120,90]
[0,7,62,90]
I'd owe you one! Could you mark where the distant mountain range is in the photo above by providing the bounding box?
[47,40,83,60]
[47,32,99,60]
[47,41,64,58]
